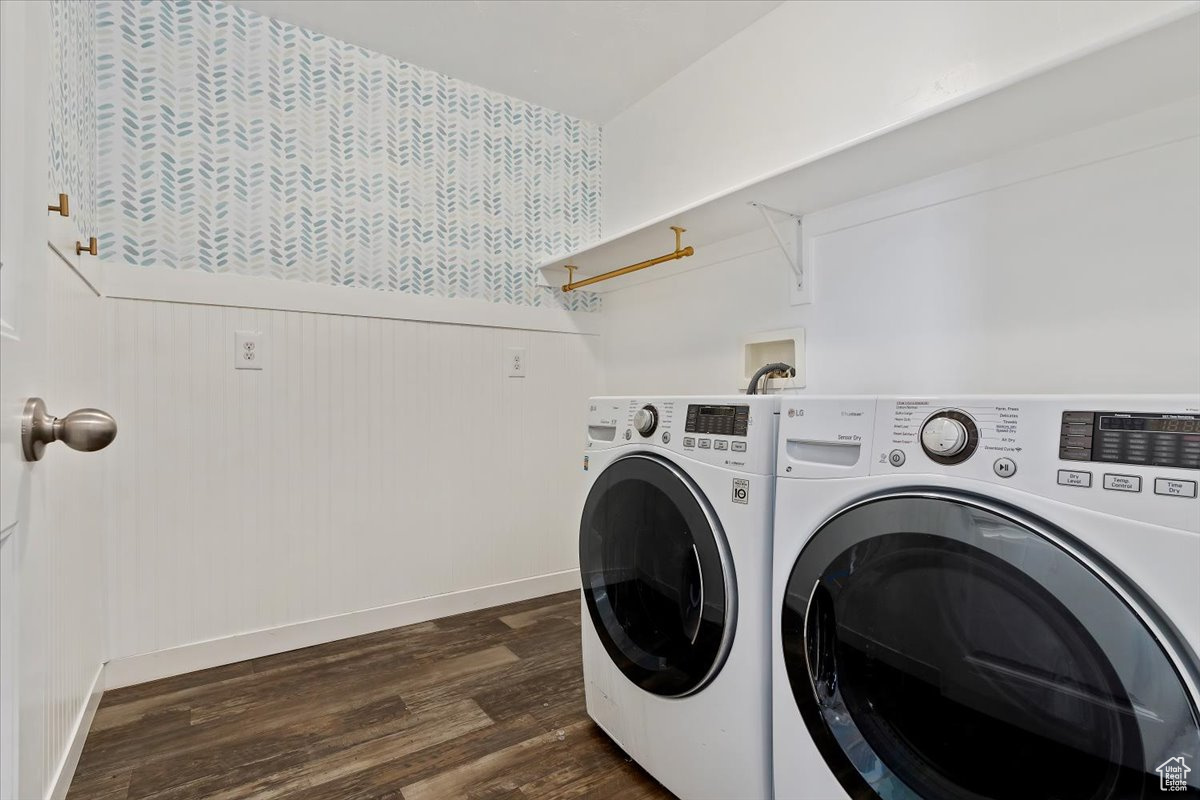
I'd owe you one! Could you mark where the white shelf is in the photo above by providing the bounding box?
[539,12,1200,294]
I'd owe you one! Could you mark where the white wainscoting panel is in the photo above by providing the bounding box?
[104,299,602,675]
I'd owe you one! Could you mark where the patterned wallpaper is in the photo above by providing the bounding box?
[95,0,602,311]
[49,0,98,241]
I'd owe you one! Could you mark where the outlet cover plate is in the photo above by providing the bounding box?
[506,347,527,378]
[234,330,264,370]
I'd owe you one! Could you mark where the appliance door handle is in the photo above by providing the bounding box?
[686,543,704,645]
[802,580,836,705]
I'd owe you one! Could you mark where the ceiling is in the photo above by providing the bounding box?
[227,0,783,122]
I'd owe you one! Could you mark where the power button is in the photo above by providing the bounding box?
[888,449,906,467]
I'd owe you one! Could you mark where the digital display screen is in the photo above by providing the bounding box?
[685,404,749,437]
[1145,418,1198,434]
[1100,416,1200,434]
[1064,411,1200,470]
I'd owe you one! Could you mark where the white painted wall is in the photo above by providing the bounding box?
[602,0,1199,234]
[600,99,1200,398]
[102,301,601,684]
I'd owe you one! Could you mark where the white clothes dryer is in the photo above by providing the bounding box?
[773,395,1200,799]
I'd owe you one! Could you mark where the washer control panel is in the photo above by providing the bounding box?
[586,396,779,476]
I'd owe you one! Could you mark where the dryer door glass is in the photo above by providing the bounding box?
[782,492,1200,800]
[580,454,734,697]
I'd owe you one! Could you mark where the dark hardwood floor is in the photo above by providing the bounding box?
[68,591,673,799]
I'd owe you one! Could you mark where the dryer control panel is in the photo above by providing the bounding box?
[1060,411,1200,470]
[777,395,1200,533]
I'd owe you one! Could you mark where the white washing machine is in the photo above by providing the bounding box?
[773,395,1200,799]
[580,396,779,800]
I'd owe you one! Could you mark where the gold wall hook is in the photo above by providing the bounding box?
[75,237,97,257]
[562,226,695,292]
[48,192,69,217]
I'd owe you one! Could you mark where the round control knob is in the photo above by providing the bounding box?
[919,409,980,465]
[921,416,968,457]
[633,405,658,437]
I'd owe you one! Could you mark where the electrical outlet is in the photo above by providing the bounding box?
[234,330,264,370]
[506,347,527,378]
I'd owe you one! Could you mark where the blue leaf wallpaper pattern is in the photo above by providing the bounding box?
[49,0,98,242]
[94,0,602,312]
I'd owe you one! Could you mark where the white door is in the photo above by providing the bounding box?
[1,3,114,798]
[0,1,52,796]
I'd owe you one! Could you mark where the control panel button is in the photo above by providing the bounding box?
[698,439,711,449]
[682,437,695,448]
[731,441,747,453]
[624,429,632,441]
[1057,470,1092,488]
[1154,478,1197,499]
[993,458,1017,478]
[1102,474,1141,493]
[888,449,906,467]
[661,431,671,444]
[714,440,728,451]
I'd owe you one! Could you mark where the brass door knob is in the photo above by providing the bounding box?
[76,237,97,256]
[21,398,117,462]
[48,192,69,216]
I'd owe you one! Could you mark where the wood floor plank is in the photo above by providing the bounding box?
[164,699,493,800]
[299,712,552,799]
[400,718,594,800]
[68,591,671,800]
[499,597,579,629]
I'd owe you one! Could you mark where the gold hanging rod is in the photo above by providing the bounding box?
[562,226,694,292]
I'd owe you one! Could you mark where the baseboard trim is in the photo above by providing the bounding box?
[47,663,104,800]
[104,569,581,690]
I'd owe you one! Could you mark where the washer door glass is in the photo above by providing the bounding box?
[580,454,735,697]
[782,492,1200,800]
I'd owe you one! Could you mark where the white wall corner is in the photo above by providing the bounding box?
[47,664,104,800]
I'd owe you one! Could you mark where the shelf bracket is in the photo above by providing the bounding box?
[750,202,804,291]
